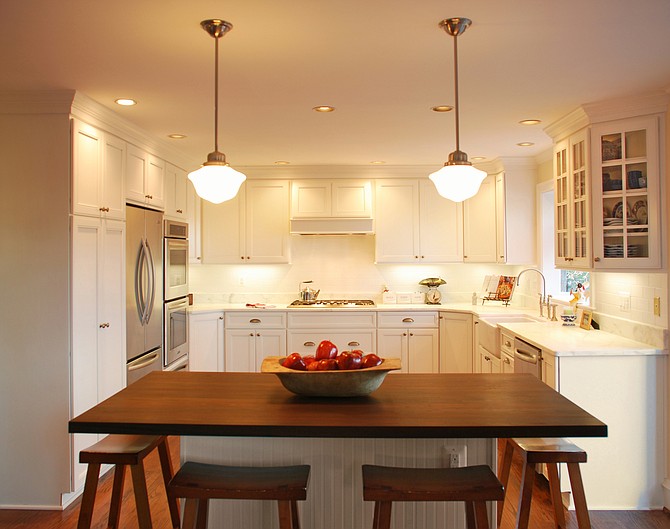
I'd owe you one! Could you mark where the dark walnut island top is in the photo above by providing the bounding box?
[69,371,607,439]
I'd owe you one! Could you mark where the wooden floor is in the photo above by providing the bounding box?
[1,436,669,528]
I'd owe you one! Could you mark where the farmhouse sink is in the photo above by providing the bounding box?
[479,314,545,325]
[477,314,545,358]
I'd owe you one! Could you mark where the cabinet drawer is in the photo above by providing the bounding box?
[377,312,438,328]
[224,311,287,329]
[287,311,376,329]
[288,331,376,355]
[500,332,514,356]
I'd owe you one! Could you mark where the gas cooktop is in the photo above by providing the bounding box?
[288,299,376,308]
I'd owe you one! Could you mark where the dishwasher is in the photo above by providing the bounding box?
[513,337,542,378]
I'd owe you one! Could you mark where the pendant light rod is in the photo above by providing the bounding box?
[453,27,461,153]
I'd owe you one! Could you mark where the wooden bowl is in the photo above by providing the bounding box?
[261,356,401,397]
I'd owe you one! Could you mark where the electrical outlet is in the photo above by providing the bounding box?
[619,292,631,312]
[443,445,467,468]
[654,297,661,317]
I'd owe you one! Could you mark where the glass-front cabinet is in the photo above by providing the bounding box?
[554,128,591,269]
[591,116,661,269]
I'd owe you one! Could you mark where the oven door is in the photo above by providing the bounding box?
[164,297,189,367]
[164,238,189,301]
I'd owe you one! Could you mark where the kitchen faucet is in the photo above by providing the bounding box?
[517,268,549,317]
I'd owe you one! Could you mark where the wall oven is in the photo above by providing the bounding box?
[164,296,189,368]
[164,219,189,301]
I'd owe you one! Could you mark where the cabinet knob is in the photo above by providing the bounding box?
[304,341,315,347]
[145,194,153,199]
[99,322,109,328]
[504,340,511,347]
[246,256,251,260]
[348,341,360,347]
[99,206,110,212]
[409,332,414,337]
[250,318,261,324]
[256,333,260,337]
[177,209,183,213]
[464,255,468,259]
[421,255,425,259]
[484,355,490,361]
[402,317,414,323]
[240,256,245,260]
[197,257,201,260]
[504,357,511,364]
[403,332,407,336]
[594,257,601,262]
[219,316,224,319]
[249,332,254,337]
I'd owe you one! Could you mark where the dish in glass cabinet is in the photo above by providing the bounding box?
[633,200,648,224]
[261,356,401,397]
[612,201,623,218]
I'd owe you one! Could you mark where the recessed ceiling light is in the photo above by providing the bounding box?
[313,105,335,112]
[471,156,486,161]
[431,105,454,112]
[517,142,535,147]
[370,161,386,165]
[519,119,541,125]
[274,160,291,165]
[168,133,187,139]
[114,98,137,106]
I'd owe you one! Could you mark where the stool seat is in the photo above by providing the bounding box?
[77,435,180,529]
[168,462,310,529]
[498,437,591,529]
[362,465,503,529]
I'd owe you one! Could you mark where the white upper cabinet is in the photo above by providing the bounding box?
[186,182,202,264]
[164,162,188,221]
[591,115,661,269]
[71,119,125,220]
[463,174,497,262]
[202,180,290,264]
[125,144,165,210]
[291,179,372,218]
[375,179,462,263]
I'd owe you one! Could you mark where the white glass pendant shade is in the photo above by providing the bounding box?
[188,163,246,204]
[429,163,486,202]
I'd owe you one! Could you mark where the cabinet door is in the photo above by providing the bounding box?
[554,139,571,265]
[187,182,202,263]
[478,346,493,374]
[201,187,244,263]
[189,312,224,371]
[419,181,463,262]
[125,144,148,205]
[591,115,660,268]
[102,134,126,220]
[224,329,257,372]
[501,352,514,373]
[570,130,591,268]
[146,154,165,209]
[408,329,439,373]
[287,331,376,356]
[246,180,290,263]
[463,174,497,262]
[255,329,287,369]
[376,329,409,373]
[375,180,419,263]
[331,180,373,217]
[495,173,506,263]
[72,119,102,217]
[439,312,473,373]
[542,352,557,390]
[165,163,188,220]
[291,180,331,217]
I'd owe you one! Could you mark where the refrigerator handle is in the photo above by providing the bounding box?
[135,239,147,324]
[144,237,156,324]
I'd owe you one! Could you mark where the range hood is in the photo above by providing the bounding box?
[290,217,374,235]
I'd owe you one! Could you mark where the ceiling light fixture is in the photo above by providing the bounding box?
[519,119,541,125]
[429,18,486,203]
[188,19,246,204]
[168,133,187,139]
[115,98,137,106]
[517,141,535,147]
[431,105,454,112]
[313,105,335,112]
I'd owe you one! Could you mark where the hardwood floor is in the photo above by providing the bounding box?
[1,436,668,528]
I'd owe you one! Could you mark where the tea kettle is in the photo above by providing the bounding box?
[299,281,320,302]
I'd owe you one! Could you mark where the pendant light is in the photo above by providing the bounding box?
[429,18,486,203]
[188,19,246,204]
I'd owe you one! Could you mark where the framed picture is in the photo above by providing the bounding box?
[579,309,593,330]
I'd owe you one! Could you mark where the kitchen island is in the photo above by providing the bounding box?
[70,371,605,529]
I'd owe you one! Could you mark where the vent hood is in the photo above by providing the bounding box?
[290,217,374,235]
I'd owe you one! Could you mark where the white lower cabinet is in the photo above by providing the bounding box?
[500,331,515,373]
[71,215,126,490]
[377,312,439,373]
[188,311,224,372]
[224,312,287,372]
[438,311,473,373]
[287,311,376,355]
[478,345,501,374]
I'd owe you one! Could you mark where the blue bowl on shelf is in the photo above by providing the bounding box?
[561,314,577,326]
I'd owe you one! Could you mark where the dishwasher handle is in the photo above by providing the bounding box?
[513,337,541,364]
[514,348,538,364]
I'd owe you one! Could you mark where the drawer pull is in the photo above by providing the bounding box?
[304,341,316,347]
[504,340,512,347]
[402,317,414,323]
[347,341,360,347]
[249,318,261,323]
[504,357,511,364]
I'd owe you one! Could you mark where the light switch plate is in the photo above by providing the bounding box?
[654,296,661,317]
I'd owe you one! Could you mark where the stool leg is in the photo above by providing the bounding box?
[195,499,208,529]
[108,464,127,529]
[473,500,490,529]
[182,498,198,529]
[567,462,591,529]
[278,500,293,529]
[375,501,392,529]
[157,437,181,529]
[515,457,535,529]
[129,462,153,529]
[546,462,566,529]
[77,462,102,529]
[497,439,515,526]
[465,501,476,529]
[290,500,301,529]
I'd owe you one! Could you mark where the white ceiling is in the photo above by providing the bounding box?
[2,0,669,169]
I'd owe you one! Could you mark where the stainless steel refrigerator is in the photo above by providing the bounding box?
[126,205,164,384]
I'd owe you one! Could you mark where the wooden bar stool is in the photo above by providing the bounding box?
[498,437,590,529]
[77,434,180,529]
[167,462,310,529]
[362,464,505,529]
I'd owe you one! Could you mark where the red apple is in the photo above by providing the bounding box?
[302,354,317,367]
[315,358,338,370]
[282,352,307,371]
[315,340,338,360]
[336,351,363,370]
[361,353,383,368]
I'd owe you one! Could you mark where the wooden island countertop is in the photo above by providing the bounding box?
[69,371,606,439]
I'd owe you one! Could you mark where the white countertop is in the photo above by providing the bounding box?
[188,301,665,357]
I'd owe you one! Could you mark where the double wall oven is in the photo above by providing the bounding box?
[164,219,189,371]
